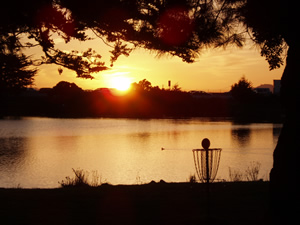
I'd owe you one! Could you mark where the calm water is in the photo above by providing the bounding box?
[0,117,282,188]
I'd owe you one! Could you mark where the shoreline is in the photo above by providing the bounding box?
[0,181,270,225]
[1,115,284,125]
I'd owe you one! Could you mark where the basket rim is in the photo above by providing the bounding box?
[192,148,222,152]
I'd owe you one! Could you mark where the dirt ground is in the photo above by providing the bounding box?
[0,181,270,225]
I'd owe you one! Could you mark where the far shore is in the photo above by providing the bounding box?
[0,181,271,225]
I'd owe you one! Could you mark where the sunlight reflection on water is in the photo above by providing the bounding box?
[0,117,282,188]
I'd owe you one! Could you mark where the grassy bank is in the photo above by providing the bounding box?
[0,181,270,225]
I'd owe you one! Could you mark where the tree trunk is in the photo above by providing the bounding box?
[270,45,300,224]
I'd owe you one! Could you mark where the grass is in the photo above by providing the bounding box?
[229,167,244,182]
[59,160,263,188]
[228,161,262,182]
[245,161,261,181]
[59,168,104,188]
[188,174,197,183]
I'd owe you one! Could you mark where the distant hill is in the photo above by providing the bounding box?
[255,84,273,93]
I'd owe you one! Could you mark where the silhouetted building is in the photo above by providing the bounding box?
[189,91,232,99]
[254,87,272,96]
[273,80,281,95]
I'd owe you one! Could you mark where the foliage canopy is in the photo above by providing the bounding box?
[1,0,294,88]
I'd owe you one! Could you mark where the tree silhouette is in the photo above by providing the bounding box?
[1,0,248,81]
[52,81,83,95]
[172,83,182,92]
[132,79,153,92]
[230,76,254,101]
[0,15,37,91]
[1,1,289,75]
[241,1,299,223]
[1,0,108,82]
[0,53,36,91]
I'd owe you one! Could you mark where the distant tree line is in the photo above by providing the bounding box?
[0,78,283,122]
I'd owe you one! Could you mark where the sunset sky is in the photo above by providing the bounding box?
[30,33,284,92]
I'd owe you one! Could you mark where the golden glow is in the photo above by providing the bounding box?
[109,76,132,91]
[32,36,284,92]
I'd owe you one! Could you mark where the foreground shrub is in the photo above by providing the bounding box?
[228,161,262,182]
[245,161,261,181]
[228,167,244,182]
[59,168,102,188]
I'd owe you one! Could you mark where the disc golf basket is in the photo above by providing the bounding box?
[192,138,222,184]
[161,138,222,219]
[193,138,222,219]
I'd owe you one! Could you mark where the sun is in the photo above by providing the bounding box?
[110,76,132,92]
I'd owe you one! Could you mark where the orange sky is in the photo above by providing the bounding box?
[29,33,284,92]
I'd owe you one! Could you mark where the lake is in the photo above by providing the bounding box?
[0,117,282,188]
